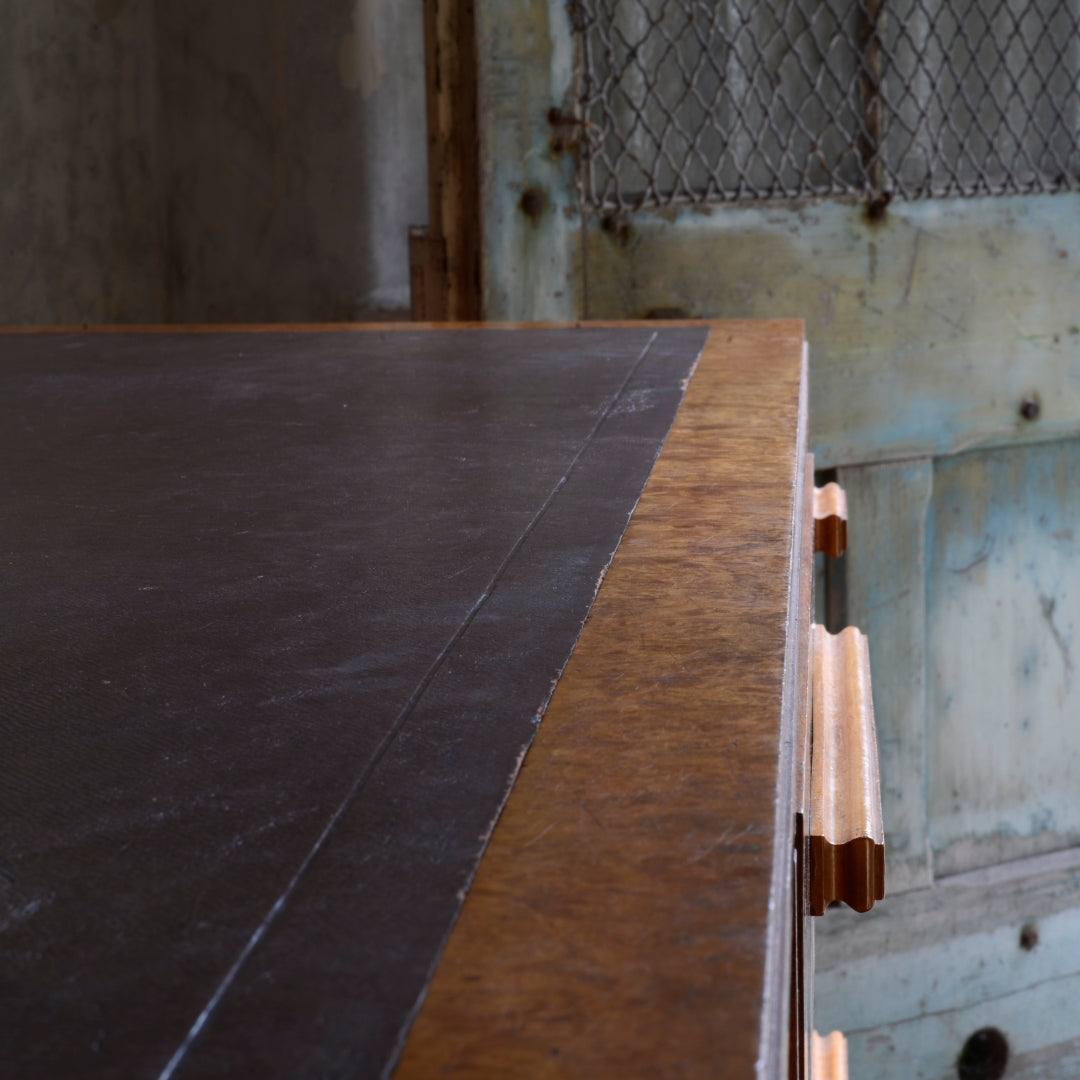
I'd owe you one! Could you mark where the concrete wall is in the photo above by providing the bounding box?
[0,0,426,325]
[1,1,165,322]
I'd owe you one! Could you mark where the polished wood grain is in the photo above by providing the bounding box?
[813,482,848,557]
[809,625,885,916]
[395,320,808,1078]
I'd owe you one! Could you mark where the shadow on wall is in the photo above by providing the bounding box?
[0,0,426,325]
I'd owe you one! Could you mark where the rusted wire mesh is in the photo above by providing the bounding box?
[572,0,1080,210]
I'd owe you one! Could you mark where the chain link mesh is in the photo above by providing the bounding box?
[572,0,1080,210]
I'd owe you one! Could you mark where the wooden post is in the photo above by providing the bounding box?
[413,0,482,321]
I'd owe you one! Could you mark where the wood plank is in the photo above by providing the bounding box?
[1010,1036,1080,1080]
[422,0,482,320]
[791,450,817,1080]
[580,193,1080,467]
[926,437,1080,875]
[395,319,807,1078]
[833,976,1080,1080]
[816,850,1080,1080]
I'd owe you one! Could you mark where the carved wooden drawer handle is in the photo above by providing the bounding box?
[811,1030,849,1080]
[813,482,847,557]
[809,624,884,915]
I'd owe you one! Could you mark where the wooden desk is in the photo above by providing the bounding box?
[1,321,810,1079]
[398,319,811,1079]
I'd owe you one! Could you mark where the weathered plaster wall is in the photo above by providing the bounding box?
[0,0,425,325]
[0,0,166,323]
[155,0,426,322]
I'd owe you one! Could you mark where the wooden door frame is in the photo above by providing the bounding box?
[411,0,483,321]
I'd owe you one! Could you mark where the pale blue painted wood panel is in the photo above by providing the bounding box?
[583,195,1080,467]
[927,438,1080,875]
[476,5,1080,470]
[817,851,1080,1080]
[835,972,1080,1080]
[476,0,581,321]
[836,460,933,893]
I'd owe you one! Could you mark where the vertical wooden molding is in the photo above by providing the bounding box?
[419,0,482,321]
[789,448,816,1080]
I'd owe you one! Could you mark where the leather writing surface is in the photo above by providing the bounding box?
[0,327,706,1078]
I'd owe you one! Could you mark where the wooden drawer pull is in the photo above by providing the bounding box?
[813,482,847,556]
[809,624,884,915]
[811,1030,849,1080]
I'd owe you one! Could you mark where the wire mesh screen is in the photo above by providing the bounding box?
[572,0,1080,210]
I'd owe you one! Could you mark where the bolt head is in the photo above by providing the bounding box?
[1019,396,1041,421]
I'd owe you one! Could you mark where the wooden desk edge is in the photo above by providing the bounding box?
[0,318,806,335]
[394,320,809,1079]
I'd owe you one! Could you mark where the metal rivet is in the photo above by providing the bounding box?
[600,214,632,246]
[865,191,892,222]
[957,1027,1009,1080]
[1019,396,1041,421]
[520,188,545,219]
